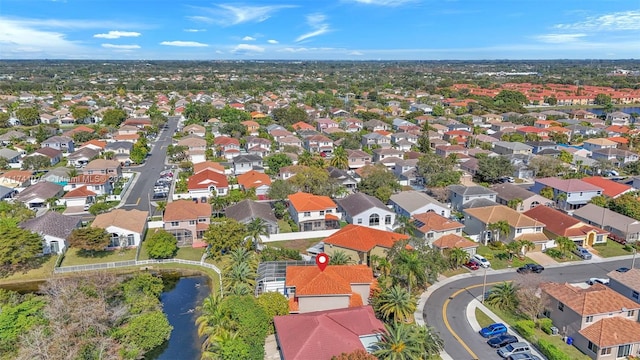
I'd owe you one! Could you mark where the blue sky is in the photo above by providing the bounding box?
[1,0,639,60]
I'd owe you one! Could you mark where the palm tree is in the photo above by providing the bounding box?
[67,168,79,178]
[392,249,428,293]
[245,218,269,251]
[507,198,523,210]
[487,220,510,246]
[223,261,256,294]
[298,150,314,167]
[485,282,518,311]
[375,285,417,323]
[330,146,349,170]
[416,325,444,357]
[373,322,423,360]
[154,200,166,217]
[394,215,416,236]
[519,240,535,256]
[554,192,568,209]
[329,250,355,265]
[555,236,577,258]
[506,241,522,261]
[447,247,469,269]
[209,196,229,217]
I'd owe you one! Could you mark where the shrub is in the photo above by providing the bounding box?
[538,318,554,335]
[544,248,563,259]
[537,338,572,360]
[514,320,536,340]
[488,242,505,250]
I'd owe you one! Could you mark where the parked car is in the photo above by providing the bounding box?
[487,334,519,348]
[573,246,592,260]
[464,261,480,270]
[616,267,630,273]
[507,354,540,360]
[472,254,491,268]
[587,277,610,285]
[498,342,531,358]
[517,263,545,274]
[480,323,507,338]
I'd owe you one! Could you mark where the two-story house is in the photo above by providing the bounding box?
[393,158,419,186]
[491,183,553,212]
[363,119,390,132]
[304,135,334,156]
[573,204,640,244]
[448,185,498,212]
[591,148,639,166]
[361,133,391,149]
[583,138,618,153]
[530,177,603,211]
[346,149,371,169]
[163,199,211,248]
[323,225,409,265]
[177,136,207,164]
[41,135,74,153]
[412,211,464,243]
[233,154,264,175]
[373,148,404,167]
[287,192,339,231]
[389,190,450,218]
[541,282,640,360]
[83,159,122,178]
[186,169,229,200]
[336,192,395,230]
[524,205,608,247]
[608,268,640,304]
[606,111,632,126]
[214,136,241,160]
[493,141,533,156]
[435,145,467,158]
[105,141,134,165]
[67,147,100,168]
[525,141,559,155]
[463,205,548,247]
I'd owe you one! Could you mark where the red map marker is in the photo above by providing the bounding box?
[316,253,329,272]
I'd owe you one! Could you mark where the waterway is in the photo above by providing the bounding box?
[586,107,640,116]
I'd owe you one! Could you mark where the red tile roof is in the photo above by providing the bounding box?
[542,282,640,316]
[287,192,337,212]
[535,177,603,193]
[412,212,464,233]
[187,169,229,190]
[63,185,96,198]
[581,176,632,198]
[273,306,384,360]
[324,224,409,252]
[193,161,225,174]
[523,205,606,238]
[286,264,373,296]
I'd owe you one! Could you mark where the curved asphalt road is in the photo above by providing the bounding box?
[424,258,637,360]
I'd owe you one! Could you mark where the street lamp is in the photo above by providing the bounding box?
[481,266,488,304]
[632,248,637,270]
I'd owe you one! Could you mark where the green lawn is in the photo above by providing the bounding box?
[175,247,205,261]
[0,255,57,285]
[61,248,137,266]
[592,240,632,258]
[268,238,324,253]
[475,307,494,328]
[477,245,537,269]
[277,219,292,233]
[442,267,470,277]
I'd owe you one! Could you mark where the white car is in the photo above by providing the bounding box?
[472,254,491,268]
[587,277,609,285]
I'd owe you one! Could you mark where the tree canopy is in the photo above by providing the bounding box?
[68,227,110,253]
[144,229,178,259]
[204,218,247,259]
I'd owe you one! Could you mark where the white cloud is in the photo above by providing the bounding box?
[0,17,85,56]
[231,44,265,53]
[267,39,279,44]
[555,10,640,31]
[93,30,141,39]
[242,36,256,41]
[295,13,330,42]
[160,41,208,47]
[349,51,364,56]
[184,28,206,32]
[189,4,296,26]
[101,43,140,49]
[534,33,587,43]
[345,0,416,6]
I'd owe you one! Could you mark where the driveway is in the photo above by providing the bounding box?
[526,251,558,266]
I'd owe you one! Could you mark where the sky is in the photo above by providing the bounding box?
[1,0,639,60]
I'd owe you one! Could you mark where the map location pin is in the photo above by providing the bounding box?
[316,253,329,271]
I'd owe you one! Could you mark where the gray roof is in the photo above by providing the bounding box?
[233,154,263,163]
[105,141,134,151]
[20,211,82,239]
[0,148,21,160]
[0,130,27,141]
[0,185,15,198]
[68,146,99,159]
[491,183,536,201]
[572,203,640,233]
[42,135,72,144]
[389,191,446,213]
[462,198,498,209]
[336,192,389,217]
[41,167,75,183]
[448,185,497,196]
[495,141,533,151]
[15,181,63,202]
[525,141,557,148]
[225,200,277,224]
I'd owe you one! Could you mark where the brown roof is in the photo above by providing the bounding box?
[412,212,464,233]
[465,205,545,228]
[579,317,640,347]
[91,209,148,234]
[34,147,62,158]
[163,199,211,221]
[541,283,640,316]
[193,161,225,174]
[433,234,478,249]
[0,170,33,182]
[84,159,120,170]
[607,268,640,291]
[523,205,606,238]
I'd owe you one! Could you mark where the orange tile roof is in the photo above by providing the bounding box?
[607,136,628,144]
[237,170,271,189]
[349,292,363,307]
[579,317,640,348]
[286,265,374,296]
[542,283,640,316]
[187,169,229,190]
[324,224,409,252]
[582,176,632,198]
[288,192,337,212]
[81,139,107,149]
[292,121,315,130]
[412,212,464,233]
[163,199,211,221]
[193,161,225,174]
[432,234,478,249]
[63,185,96,198]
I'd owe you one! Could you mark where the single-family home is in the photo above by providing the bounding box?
[525,141,559,155]
[214,136,241,160]
[389,190,450,218]
[363,119,390,132]
[583,138,618,152]
[237,170,271,198]
[182,124,206,137]
[0,170,33,188]
[607,268,640,304]
[492,183,554,212]
[372,148,404,166]
[432,234,479,256]
[435,145,468,158]
[324,225,409,266]
[530,177,603,211]
[412,212,464,243]
[232,154,264,175]
[91,209,149,248]
[448,185,498,211]
[304,135,334,156]
[541,282,640,360]
[225,200,279,234]
[19,212,82,254]
[606,111,632,126]
[67,147,100,168]
[493,141,533,156]
[0,148,22,166]
[287,192,339,231]
[62,185,96,210]
[41,135,74,153]
[463,205,548,247]
[326,166,359,191]
[362,133,391,149]
[573,204,640,244]
[581,177,633,198]
[336,192,395,230]
[14,181,64,209]
[105,141,134,164]
[346,149,371,169]
[83,159,122,178]
[591,148,639,166]
[186,169,229,200]
[29,147,62,166]
[524,205,608,247]
[66,174,113,196]
[163,199,211,248]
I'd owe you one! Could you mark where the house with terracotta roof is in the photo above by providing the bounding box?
[524,205,608,247]
[463,205,548,247]
[19,212,82,254]
[62,185,96,209]
[412,212,464,243]
[65,174,113,196]
[531,177,603,211]
[193,161,225,175]
[163,199,211,247]
[79,139,107,151]
[541,282,640,360]
[324,225,409,265]
[0,170,34,188]
[213,136,241,160]
[336,192,395,230]
[304,134,334,156]
[82,159,122,178]
[284,264,376,313]
[581,177,633,198]
[433,234,479,256]
[273,306,384,359]
[292,121,315,131]
[186,169,229,200]
[287,192,339,231]
[91,209,148,248]
[237,170,271,198]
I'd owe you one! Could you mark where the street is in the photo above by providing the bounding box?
[424,258,637,360]
[121,116,180,214]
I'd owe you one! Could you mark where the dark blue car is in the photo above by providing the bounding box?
[480,323,507,338]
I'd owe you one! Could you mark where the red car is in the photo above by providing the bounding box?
[464,261,480,270]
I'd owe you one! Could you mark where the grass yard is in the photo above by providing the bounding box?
[0,255,57,285]
[277,219,292,233]
[175,247,205,261]
[477,245,538,270]
[62,248,137,266]
[267,238,324,253]
[591,240,632,258]
[442,267,470,277]
[475,307,495,328]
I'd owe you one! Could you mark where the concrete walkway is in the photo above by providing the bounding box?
[526,251,558,266]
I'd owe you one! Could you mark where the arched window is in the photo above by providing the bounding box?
[369,213,380,226]
[530,201,540,209]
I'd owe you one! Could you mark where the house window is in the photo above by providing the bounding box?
[456,228,461,233]
[536,227,542,232]
[198,218,207,223]
[558,302,564,311]
[171,221,179,227]
[326,209,332,213]
[320,211,325,216]
[218,188,225,194]
[385,215,392,225]
[517,229,522,234]
[427,233,434,239]
[586,316,593,323]
[369,214,380,226]
[357,218,362,224]
[628,310,635,317]
[588,341,597,353]
[465,196,470,201]
[632,291,639,300]
[304,212,311,217]
[189,220,196,225]
[618,344,631,357]
[601,347,611,356]
[127,234,135,246]
[109,233,120,247]
[543,309,551,318]
[314,221,321,227]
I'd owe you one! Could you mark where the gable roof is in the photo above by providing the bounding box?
[286,264,374,296]
[336,192,389,217]
[237,170,271,189]
[389,191,446,213]
[542,282,640,316]
[324,224,409,252]
[448,185,498,196]
[85,159,120,170]
[63,185,96,198]
[607,268,640,292]
[193,161,225,174]
[412,212,464,233]
[273,306,384,360]
[187,169,229,190]
[579,317,640,348]
[15,181,63,202]
[288,192,337,212]
[433,234,479,250]
[20,211,81,239]
[523,205,606,237]
[464,205,544,228]
[163,199,211,221]
[491,183,537,201]
[581,176,632,198]
[535,177,603,193]
[225,199,277,224]
[34,147,62,158]
[91,209,148,234]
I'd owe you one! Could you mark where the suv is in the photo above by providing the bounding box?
[472,254,491,268]
[480,323,507,338]
[573,246,592,260]
[517,263,544,274]
[498,342,531,358]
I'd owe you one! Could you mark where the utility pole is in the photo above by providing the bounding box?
[632,248,637,270]
[481,266,488,304]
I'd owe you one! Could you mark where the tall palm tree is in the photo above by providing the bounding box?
[375,285,417,323]
[487,220,510,246]
[394,215,416,236]
[330,146,349,170]
[507,198,523,210]
[555,236,577,257]
[486,282,518,311]
[416,325,444,357]
[554,192,568,208]
[392,250,428,293]
[245,218,269,251]
[209,196,229,217]
[447,247,469,269]
[373,322,423,360]
[329,250,355,265]
[223,261,256,293]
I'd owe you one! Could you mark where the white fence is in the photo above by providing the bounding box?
[148,221,164,229]
[261,229,339,243]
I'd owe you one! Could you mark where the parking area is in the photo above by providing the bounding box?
[526,252,558,266]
